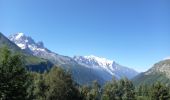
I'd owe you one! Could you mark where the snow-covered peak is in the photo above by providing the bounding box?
[8,33,48,54]
[74,55,138,79]
[74,55,115,75]
[84,55,113,66]
[15,33,24,40]
[74,55,113,67]
[9,33,34,48]
[9,33,76,65]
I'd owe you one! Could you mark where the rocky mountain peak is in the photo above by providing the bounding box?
[8,33,49,55]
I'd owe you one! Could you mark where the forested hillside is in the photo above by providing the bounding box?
[1,47,170,100]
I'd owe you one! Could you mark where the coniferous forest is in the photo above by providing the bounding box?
[1,47,170,100]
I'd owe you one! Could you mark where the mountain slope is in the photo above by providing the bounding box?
[132,59,170,86]
[0,32,53,72]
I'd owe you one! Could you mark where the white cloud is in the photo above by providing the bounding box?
[163,57,170,60]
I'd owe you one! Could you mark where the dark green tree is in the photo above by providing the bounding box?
[89,80,101,100]
[80,80,101,100]
[44,67,82,100]
[79,85,91,100]
[150,82,170,100]
[135,84,150,100]
[102,77,136,100]
[102,77,119,100]
[27,72,47,100]
[119,78,136,100]
[0,47,29,100]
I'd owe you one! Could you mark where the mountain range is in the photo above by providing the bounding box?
[1,32,170,86]
[8,33,139,85]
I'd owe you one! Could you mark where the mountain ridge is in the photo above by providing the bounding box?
[74,55,138,79]
[8,32,139,84]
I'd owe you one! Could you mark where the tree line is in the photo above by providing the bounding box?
[0,47,170,100]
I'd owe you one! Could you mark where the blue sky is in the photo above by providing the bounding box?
[0,0,170,72]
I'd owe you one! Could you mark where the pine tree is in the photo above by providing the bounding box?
[102,77,119,100]
[119,78,136,100]
[0,47,29,100]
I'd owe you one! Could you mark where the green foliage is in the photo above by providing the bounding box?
[135,84,150,100]
[120,78,136,100]
[0,47,29,100]
[80,80,101,100]
[150,82,170,100]
[80,85,91,100]
[25,56,47,65]
[44,67,81,100]
[102,77,136,100]
[26,72,47,100]
[136,84,149,97]
[102,78,119,100]
[1,46,170,100]
[135,82,170,100]
[136,96,150,100]
[89,81,101,100]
